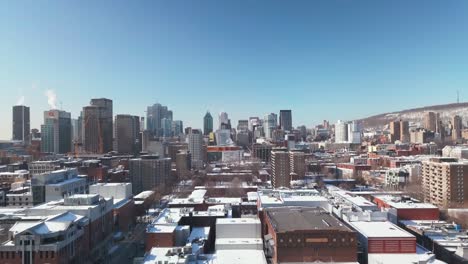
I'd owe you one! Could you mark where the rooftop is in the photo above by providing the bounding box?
[374,195,438,209]
[134,190,154,200]
[349,221,415,238]
[147,207,194,233]
[266,207,352,233]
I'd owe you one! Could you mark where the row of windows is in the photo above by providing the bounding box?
[0,251,55,259]
[7,197,29,201]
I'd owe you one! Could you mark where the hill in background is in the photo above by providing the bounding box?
[357,102,468,129]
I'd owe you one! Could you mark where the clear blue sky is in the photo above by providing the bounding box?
[1,1,468,139]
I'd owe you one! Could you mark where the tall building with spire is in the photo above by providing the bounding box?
[203,111,213,136]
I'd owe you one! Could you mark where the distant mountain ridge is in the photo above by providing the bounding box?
[357,102,468,129]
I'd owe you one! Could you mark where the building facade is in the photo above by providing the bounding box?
[289,151,306,180]
[271,149,290,188]
[188,129,204,169]
[279,110,292,132]
[263,207,357,264]
[114,114,140,154]
[12,105,30,142]
[40,110,72,154]
[129,155,172,194]
[203,112,213,136]
[422,158,468,208]
[83,98,113,154]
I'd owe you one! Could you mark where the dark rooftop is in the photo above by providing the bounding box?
[266,207,352,233]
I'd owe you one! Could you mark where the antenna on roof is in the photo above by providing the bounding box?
[457,90,460,104]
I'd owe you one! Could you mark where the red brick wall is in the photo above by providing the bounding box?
[87,210,113,249]
[146,232,175,252]
[0,249,73,264]
[114,200,135,233]
[397,208,440,221]
[373,197,440,220]
[368,238,416,254]
[263,213,357,264]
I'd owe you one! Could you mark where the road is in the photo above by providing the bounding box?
[107,223,147,264]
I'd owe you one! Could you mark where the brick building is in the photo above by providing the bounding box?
[263,207,357,264]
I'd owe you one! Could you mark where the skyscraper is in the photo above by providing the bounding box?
[147,103,172,137]
[161,117,173,138]
[237,120,249,132]
[188,129,204,169]
[219,112,230,129]
[279,110,292,131]
[203,111,213,136]
[12,105,30,142]
[389,120,401,142]
[347,121,362,144]
[249,117,261,131]
[83,98,113,154]
[424,112,437,132]
[172,120,184,137]
[264,113,277,139]
[335,120,348,143]
[452,115,463,143]
[400,120,410,143]
[114,114,140,154]
[41,110,72,154]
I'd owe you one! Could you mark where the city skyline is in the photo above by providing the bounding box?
[2,1,468,139]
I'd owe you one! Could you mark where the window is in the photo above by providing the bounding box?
[40,251,43,258]
[51,251,54,258]
[45,251,48,258]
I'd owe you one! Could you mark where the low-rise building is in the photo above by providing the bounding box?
[263,206,358,264]
[0,212,90,264]
[347,220,417,264]
[372,195,439,221]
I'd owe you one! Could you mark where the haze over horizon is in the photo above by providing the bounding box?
[1,0,468,140]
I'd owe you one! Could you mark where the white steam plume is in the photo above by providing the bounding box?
[44,89,57,109]
[16,96,25,106]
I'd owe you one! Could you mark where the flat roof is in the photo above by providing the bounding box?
[349,221,414,239]
[266,207,352,233]
[134,190,154,199]
[205,197,242,204]
[90,182,131,187]
[215,250,267,264]
[374,195,438,209]
[217,218,261,225]
[147,207,194,233]
[46,177,85,187]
